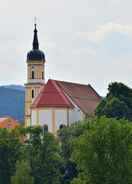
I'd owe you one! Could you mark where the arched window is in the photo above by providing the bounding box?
[32,71,35,79]
[59,124,66,130]
[32,89,35,98]
[43,124,48,132]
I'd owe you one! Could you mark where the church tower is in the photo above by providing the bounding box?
[25,24,46,127]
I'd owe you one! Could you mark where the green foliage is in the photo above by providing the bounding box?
[0,129,21,184]
[72,117,132,184]
[71,173,89,184]
[1,115,132,184]
[58,122,88,160]
[108,82,132,97]
[27,127,62,184]
[58,122,89,183]
[0,127,62,184]
[11,160,34,184]
[96,82,132,120]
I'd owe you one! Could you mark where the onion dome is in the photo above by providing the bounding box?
[27,24,45,62]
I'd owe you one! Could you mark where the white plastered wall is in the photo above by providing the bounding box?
[39,109,52,132]
[55,109,67,129]
[69,106,83,124]
[31,106,84,133]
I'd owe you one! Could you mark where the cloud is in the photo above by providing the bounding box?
[76,22,132,43]
[75,22,132,57]
[111,0,121,5]
[100,31,132,56]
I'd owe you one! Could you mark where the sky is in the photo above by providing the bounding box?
[0,0,132,95]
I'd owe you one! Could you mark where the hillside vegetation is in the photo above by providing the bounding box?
[0,86,25,123]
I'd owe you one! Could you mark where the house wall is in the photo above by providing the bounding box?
[69,106,83,124]
[31,106,84,133]
[39,110,52,132]
[55,109,68,129]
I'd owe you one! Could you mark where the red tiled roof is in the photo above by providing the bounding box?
[0,117,19,129]
[32,80,74,108]
[32,79,101,115]
[0,117,8,123]
[56,80,101,115]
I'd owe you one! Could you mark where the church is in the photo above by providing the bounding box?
[25,24,101,133]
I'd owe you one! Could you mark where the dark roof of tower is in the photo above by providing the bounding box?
[27,50,45,61]
[27,24,45,62]
[33,24,39,50]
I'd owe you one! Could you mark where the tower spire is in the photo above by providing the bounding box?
[33,19,39,50]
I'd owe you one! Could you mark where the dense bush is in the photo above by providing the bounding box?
[1,116,132,184]
[96,82,132,120]
[71,117,132,184]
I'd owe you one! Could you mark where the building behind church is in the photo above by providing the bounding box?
[25,24,101,133]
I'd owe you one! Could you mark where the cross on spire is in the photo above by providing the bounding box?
[34,17,37,25]
[33,17,39,50]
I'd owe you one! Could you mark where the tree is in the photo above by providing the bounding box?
[11,160,34,184]
[58,123,87,183]
[72,117,132,184]
[27,127,62,184]
[96,82,132,120]
[0,129,21,184]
